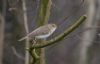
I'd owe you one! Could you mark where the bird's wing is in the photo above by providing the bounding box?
[18,24,51,41]
[30,26,50,37]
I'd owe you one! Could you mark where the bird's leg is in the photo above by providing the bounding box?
[31,38,39,59]
[30,38,40,64]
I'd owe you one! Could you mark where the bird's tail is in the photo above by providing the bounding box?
[18,36,28,41]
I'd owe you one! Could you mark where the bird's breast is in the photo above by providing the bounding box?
[35,32,51,39]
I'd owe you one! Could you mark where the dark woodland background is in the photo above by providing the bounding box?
[0,0,100,64]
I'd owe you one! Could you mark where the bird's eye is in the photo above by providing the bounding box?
[52,24,56,27]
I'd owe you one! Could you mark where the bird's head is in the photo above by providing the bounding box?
[50,24,57,30]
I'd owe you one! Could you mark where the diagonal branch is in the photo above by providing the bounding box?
[30,15,87,49]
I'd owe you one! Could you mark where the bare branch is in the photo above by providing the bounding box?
[30,15,87,49]
[78,0,100,64]
[0,13,5,64]
[0,0,6,63]
[22,0,30,64]
[12,46,25,60]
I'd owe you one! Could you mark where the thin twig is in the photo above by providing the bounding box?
[12,46,25,60]
[22,0,30,64]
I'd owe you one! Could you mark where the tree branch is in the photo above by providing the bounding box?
[0,13,5,64]
[22,0,30,64]
[30,15,87,49]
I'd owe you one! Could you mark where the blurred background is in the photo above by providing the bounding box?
[0,0,100,64]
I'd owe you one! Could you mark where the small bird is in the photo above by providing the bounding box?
[18,24,57,41]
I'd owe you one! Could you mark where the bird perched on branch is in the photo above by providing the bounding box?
[18,24,57,41]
